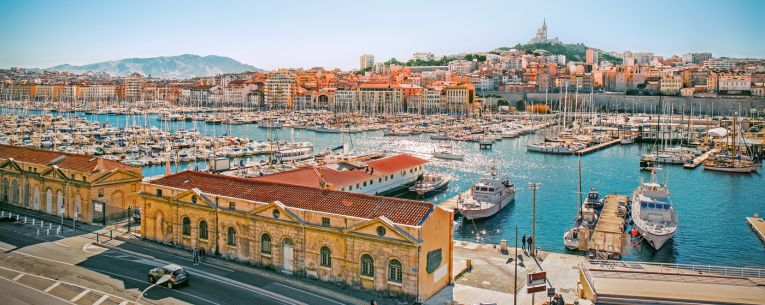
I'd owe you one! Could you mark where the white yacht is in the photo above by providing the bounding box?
[456,163,515,220]
[631,168,678,250]
[409,172,451,196]
[432,145,464,160]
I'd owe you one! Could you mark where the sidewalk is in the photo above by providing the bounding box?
[98,235,410,305]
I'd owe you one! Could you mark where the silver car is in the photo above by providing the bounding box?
[148,264,189,288]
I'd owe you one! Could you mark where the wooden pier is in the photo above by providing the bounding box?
[576,139,621,156]
[683,148,719,169]
[439,190,471,211]
[587,194,630,259]
[746,215,765,244]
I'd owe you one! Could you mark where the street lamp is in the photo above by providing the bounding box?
[528,182,541,257]
[136,274,171,305]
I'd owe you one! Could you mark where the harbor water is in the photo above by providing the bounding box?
[6,109,765,268]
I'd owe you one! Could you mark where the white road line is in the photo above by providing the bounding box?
[92,294,110,305]
[0,266,132,305]
[54,241,71,248]
[92,268,221,305]
[272,282,345,305]
[0,276,77,305]
[12,273,25,281]
[118,301,129,305]
[44,281,61,292]
[70,289,91,302]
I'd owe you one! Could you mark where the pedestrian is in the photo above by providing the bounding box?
[192,247,199,265]
[556,293,565,305]
[200,247,206,263]
[521,234,527,252]
[527,236,533,252]
[370,299,377,305]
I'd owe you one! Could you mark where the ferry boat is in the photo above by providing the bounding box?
[273,147,313,162]
[456,162,515,220]
[409,172,451,196]
[631,168,678,250]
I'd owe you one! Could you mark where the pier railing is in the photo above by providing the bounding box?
[586,260,765,279]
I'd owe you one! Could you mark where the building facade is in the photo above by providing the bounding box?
[0,145,142,224]
[360,54,375,71]
[140,170,453,300]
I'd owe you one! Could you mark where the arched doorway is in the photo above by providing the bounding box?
[23,183,29,207]
[57,190,64,216]
[46,189,53,213]
[1,178,7,202]
[282,238,294,274]
[74,195,81,221]
[155,211,165,242]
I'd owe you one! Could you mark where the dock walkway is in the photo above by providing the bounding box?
[747,215,765,244]
[576,139,621,156]
[588,194,629,259]
[684,148,719,168]
[439,190,471,211]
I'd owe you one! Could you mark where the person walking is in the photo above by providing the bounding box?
[521,234,527,252]
[200,247,207,263]
[192,247,199,265]
[527,236,533,253]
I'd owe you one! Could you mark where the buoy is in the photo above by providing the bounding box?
[630,228,638,236]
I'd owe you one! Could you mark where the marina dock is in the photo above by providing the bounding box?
[747,215,765,244]
[575,138,621,156]
[587,194,630,259]
[683,148,719,169]
[440,190,471,211]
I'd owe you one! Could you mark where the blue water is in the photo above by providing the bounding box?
[5,108,765,268]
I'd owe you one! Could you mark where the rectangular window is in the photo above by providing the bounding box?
[363,182,367,187]
[322,217,330,226]
[229,202,235,210]
[379,178,382,183]
[156,189,163,197]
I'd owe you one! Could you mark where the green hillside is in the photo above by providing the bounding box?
[495,43,622,64]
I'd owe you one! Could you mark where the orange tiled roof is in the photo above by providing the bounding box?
[366,154,427,174]
[150,170,433,226]
[0,144,135,172]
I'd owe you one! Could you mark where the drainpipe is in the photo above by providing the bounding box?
[214,201,220,256]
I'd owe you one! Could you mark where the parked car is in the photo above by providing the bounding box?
[147,264,189,288]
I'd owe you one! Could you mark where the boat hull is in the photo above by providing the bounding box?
[459,193,515,220]
[703,164,759,173]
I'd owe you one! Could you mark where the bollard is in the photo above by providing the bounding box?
[46,228,50,235]
[57,226,61,235]
[96,233,99,243]
[1,211,4,217]
[36,228,40,236]
[110,230,113,240]
[16,215,19,221]
[32,219,35,225]
[41,221,44,228]
[24,216,27,224]
[49,223,52,229]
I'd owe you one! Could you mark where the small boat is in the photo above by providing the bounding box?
[583,187,604,209]
[409,173,451,196]
[456,162,516,220]
[620,137,635,144]
[432,146,464,160]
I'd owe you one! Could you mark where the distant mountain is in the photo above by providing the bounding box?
[495,43,623,64]
[47,54,262,79]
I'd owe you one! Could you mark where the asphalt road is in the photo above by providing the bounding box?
[0,213,352,305]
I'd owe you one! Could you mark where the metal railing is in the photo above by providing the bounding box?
[586,259,765,279]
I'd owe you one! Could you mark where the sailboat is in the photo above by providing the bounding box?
[563,157,598,250]
[703,113,760,173]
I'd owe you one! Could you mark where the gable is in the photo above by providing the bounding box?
[91,169,142,185]
[171,189,215,208]
[345,217,420,245]
[248,201,302,224]
[0,159,23,173]
[40,166,69,181]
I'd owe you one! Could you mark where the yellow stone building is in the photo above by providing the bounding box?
[0,145,142,224]
[140,170,454,300]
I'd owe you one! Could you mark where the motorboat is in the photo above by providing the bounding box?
[456,162,515,220]
[631,168,678,250]
[583,187,604,209]
[409,172,451,196]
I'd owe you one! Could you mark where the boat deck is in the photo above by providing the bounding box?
[588,194,629,258]
[683,148,718,168]
[747,215,765,244]
[439,190,472,211]
[576,139,621,156]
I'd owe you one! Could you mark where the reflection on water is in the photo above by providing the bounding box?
[4,108,765,268]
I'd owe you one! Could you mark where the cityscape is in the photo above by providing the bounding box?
[1,1,764,305]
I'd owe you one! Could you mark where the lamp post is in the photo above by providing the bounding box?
[528,182,541,257]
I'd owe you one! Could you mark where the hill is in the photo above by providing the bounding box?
[495,43,622,64]
[47,54,262,79]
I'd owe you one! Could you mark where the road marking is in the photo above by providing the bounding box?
[92,268,221,305]
[12,273,24,281]
[92,294,110,305]
[0,276,78,305]
[54,241,71,248]
[0,266,131,305]
[44,281,61,292]
[272,282,345,305]
[70,289,91,302]
[118,301,129,305]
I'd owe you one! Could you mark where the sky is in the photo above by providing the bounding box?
[0,0,763,71]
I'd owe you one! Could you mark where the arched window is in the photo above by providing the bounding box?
[198,220,208,240]
[388,259,403,283]
[261,233,272,254]
[182,217,191,236]
[320,246,331,268]
[227,227,236,246]
[360,254,374,277]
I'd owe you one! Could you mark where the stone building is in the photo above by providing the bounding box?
[0,145,142,224]
[140,170,454,300]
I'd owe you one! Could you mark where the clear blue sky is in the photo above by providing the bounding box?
[1,0,763,70]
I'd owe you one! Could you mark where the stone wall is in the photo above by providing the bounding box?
[479,91,765,116]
